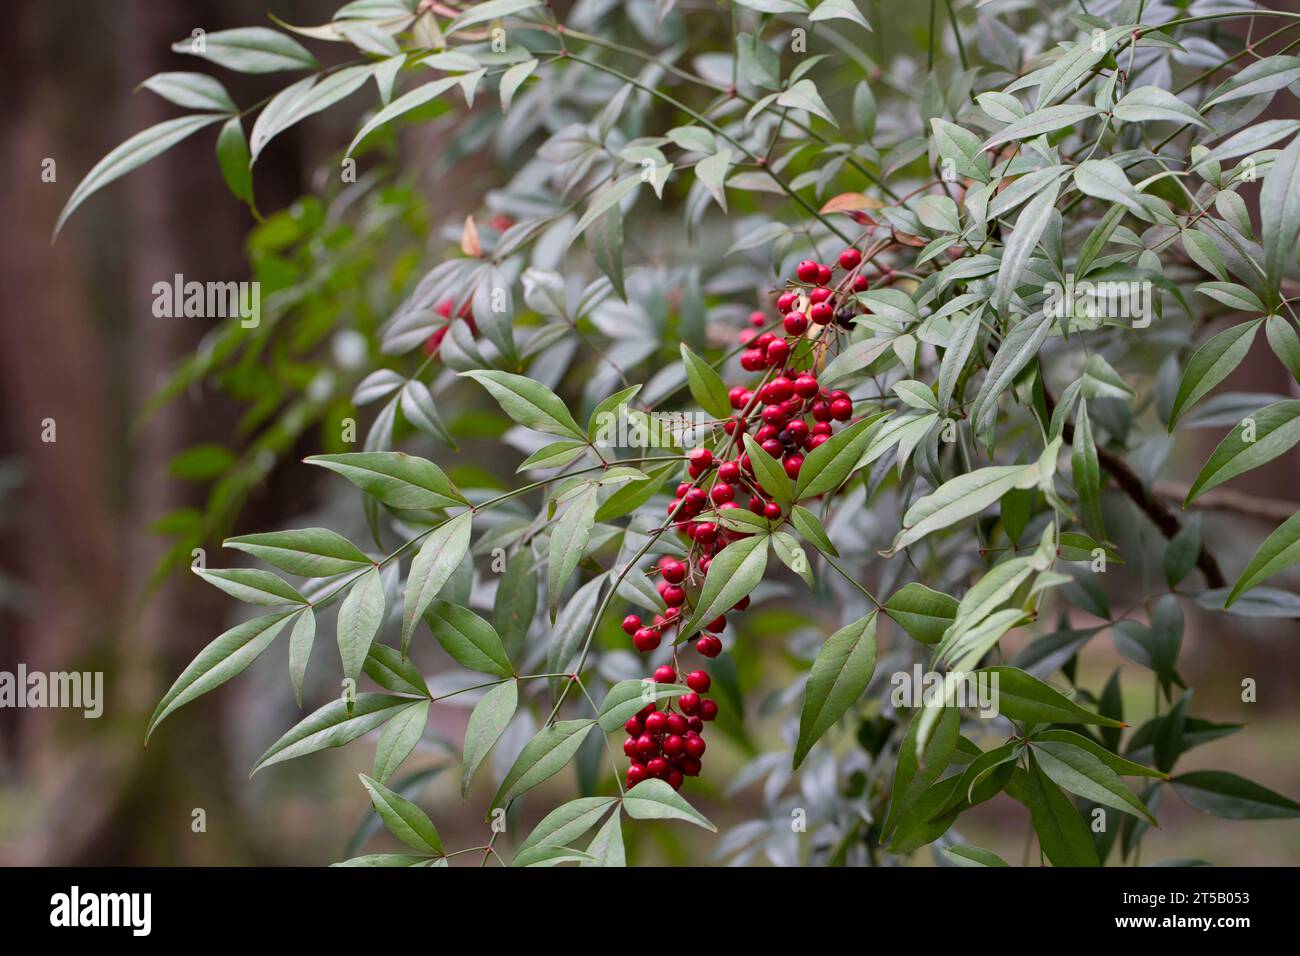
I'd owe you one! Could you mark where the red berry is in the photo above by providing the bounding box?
[660,558,687,584]
[646,756,669,778]
[728,385,748,409]
[699,699,719,721]
[662,734,685,756]
[738,328,756,345]
[645,711,668,734]
[694,522,717,544]
[666,768,685,790]
[706,615,727,633]
[852,274,869,292]
[733,594,751,611]
[839,248,862,269]
[623,737,640,758]
[761,438,784,458]
[830,397,853,421]
[740,349,766,371]
[685,487,707,509]
[684,734,707,758]
[666,713,689,734]
[624,716,643,737]
[795,259,820,283]
[766,339,791,366]
[776,291,797,312]
[763,501,782,520]
[811,401,833,422]
[816,264,832,285]
[783,454,804,478]
[696,635,722,657]
[679,692,700,715]
[653,665,677,684]
[662,585,685,607]
[793,375,819,399]
[680,757,702,776]
[809,287,832,304]
[810,302,834,325]
[687,716,704,733]
[622,614,642,635]
[710,483,734,505]
[627,763,648,786]
[808,433,829,450]
[637,734,659,758]
[766,378,794,403]
[748,310,766,328]
[783,312,809,336]
[688,448,714,470]
[633,628,660,652]
[718,460,741,483]
[686,670,712,693]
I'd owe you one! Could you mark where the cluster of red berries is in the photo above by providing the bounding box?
[615,247,868,790]
[620,666,716,790]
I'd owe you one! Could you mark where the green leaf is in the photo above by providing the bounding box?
[568,174,644,250]
[777,79,837,127]
[402,513,474,653]
[978,666,1124,727]
[346,76,459,156]
[1073,159,1145,217]
[338,567,386,682]
[1260,134,1300,296]
[461,680,517,797]
[680,344,731,418]
[491,719,595,809]
[306,452,466,509]
[793,613,878,768]
[1031,729,1164,779]
[795,414,881,500]
[790,504,838,557]
[1202,55,1300,109]
[448,0,542,32]
[1023,753,1100,866]
[147,611,295,741]
[583,809,626,866]
[597,680,690,732]
[425,599,512,678]
[139,71,237,112]
[981,105,1103,152]
[886,462,1037,556]
[54,113,225,239]
[622,779,716,830]
[1167,320,1262,430]
[587,205,626,301]
[1266,315,1300,383]
[1171,770,1300,819]
[461,369,585,439]
[251,693,413,774]
[359,773,444,854]
[193,567,306,606]
[499,58,538,112]
[678,535,769,638]
[1226,511,1300,606]
[882,705,959,839]
[695,148,733,211]
[809,0,872,31]
[994,181,1060,317]
[1071,399,1104,540]
[772,531,813,588]
[819,338,894,389]
[743,435,793,510]
[518,796,618,853]
[495,548,538,657]
[518,441,588,472]
[930,118,990,183]
[1184,400,1300,504]
[548,483,599,615]
[372,699,429,784]
[251,64,374,161]
[941,844,1009,867]
[171,27,318,73]
[1032,740,1156,823]
[332,853,434,867]
[225,527,371,577]
[1112,85,1209,128]
[288,608,316,707]
[364,643,431,697]
[215,117,255,207]
[884,583,958,644]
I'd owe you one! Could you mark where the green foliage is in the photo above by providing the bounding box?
[67,0,1300,866]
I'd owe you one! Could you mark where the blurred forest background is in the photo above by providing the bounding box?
[1,0,1299,866]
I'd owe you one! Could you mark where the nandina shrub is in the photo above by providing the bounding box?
[60,0,1300,866]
